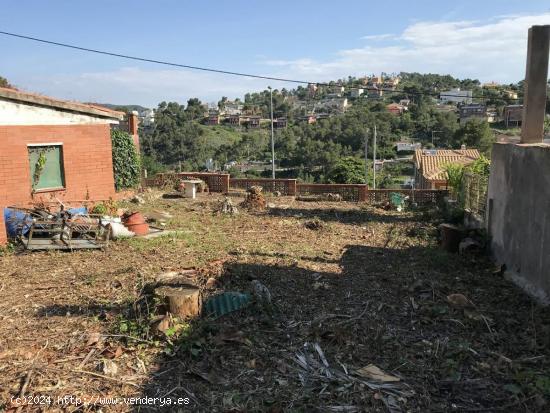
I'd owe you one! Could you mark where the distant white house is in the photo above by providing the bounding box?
[205,158,215,171]
[350,88,364,98]
[440,88,473,104]
[317,98,348,113]
[396,142,421,152]
[222,102,244,116]
[139,108,155,126]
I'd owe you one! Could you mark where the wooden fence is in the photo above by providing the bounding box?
[229,178,297,195]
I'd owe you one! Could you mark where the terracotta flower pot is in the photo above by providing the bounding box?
[123,212,149,235]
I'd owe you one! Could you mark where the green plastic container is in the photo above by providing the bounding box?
[203,292,251,318]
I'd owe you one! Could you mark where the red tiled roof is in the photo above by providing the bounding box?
[414,149,481,181]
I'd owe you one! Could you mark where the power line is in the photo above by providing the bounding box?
[0,30,521,103]
[0,30,313,85]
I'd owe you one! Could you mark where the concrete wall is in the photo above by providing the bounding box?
[0,124,117,245]
[487,142,550,304]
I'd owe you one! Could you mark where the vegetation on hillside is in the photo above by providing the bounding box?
[136,74,550,184]
[0,75,12,88]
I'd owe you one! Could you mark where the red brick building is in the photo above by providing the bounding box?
[0,87,135,244]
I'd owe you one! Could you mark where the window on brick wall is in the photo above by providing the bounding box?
[28,144,65,191]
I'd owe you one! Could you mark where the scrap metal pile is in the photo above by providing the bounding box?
[4,205,109,251]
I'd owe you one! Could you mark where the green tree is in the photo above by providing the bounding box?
[0,76,12,88]
[327,157,366,184]
[185,98,204,121]
[455,119,495,154]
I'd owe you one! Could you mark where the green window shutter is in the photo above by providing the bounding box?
[28,145,65,190]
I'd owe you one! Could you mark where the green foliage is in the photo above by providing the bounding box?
[443,163,464,199]
[0,242,16,256]
[0,75,11,88]
[327,156,366,184]
[455,119,495,154]
[137,72,517,180]
[32,151,47,189]
[141,155,166,176]
[466,155,491,176]
[111,129,141,190]
[91,199,117,216]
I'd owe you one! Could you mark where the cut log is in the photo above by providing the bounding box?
[155,285,201,318]
[155,269,197,286]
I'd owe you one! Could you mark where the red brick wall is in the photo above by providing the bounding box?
[0,124,117,244]
[127,113,140,152]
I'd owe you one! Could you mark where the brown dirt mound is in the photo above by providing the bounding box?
[240,186,266,211]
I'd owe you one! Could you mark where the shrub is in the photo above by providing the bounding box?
[327,157,366,184]
[443,163,464,200]
[111,129,141,190]
[466,155,490,176]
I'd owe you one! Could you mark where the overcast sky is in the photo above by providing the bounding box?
[1,1,549,107]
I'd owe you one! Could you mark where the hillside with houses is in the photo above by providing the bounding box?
[1,4,550,411]
[133,72,549,189]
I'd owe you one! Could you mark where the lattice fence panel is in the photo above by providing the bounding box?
[297,184,366,202]
[229,179,296,195]
[462,172,488,219]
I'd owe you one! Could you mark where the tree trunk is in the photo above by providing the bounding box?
[156,285,201,318]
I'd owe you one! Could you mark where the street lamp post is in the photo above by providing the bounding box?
[364,128,369,186]
[372,124,377,190]
[268,86,275,179]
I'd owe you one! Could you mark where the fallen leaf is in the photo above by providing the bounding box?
[156,316,171,334]
[446,293,475,308]
[356,364,400,382]
[100,359,118,377]
[114,346,123,358]
[205,277,217,289]
[86,332,102,346]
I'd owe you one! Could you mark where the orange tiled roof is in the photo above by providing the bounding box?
[414,149,481,181]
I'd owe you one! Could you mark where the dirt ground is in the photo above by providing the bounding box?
[1,193,550,412]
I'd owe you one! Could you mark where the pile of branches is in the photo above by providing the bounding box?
[240,186,266,211]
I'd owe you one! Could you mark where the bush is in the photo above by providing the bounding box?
[466,155,490,176]
[443,163,464,200]
[111,129,141,190]
[141,155,165,176]
[327,157,366,184]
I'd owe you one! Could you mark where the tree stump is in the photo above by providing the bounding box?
[155,269,197,286]
[155,285,201,318]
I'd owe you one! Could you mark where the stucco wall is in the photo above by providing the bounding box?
[487,142,550,304]
[0,99,119,126]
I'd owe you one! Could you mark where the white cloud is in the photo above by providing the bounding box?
[265,13,550,83]
[361,33,396,41]
[16,67,287,107]
[11,12,550,106]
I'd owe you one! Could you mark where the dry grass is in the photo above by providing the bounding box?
[1,193,549,412]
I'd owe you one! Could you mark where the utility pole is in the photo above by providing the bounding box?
[364,128,369,186]
[372,124,377,190]
[268,86,275,179]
